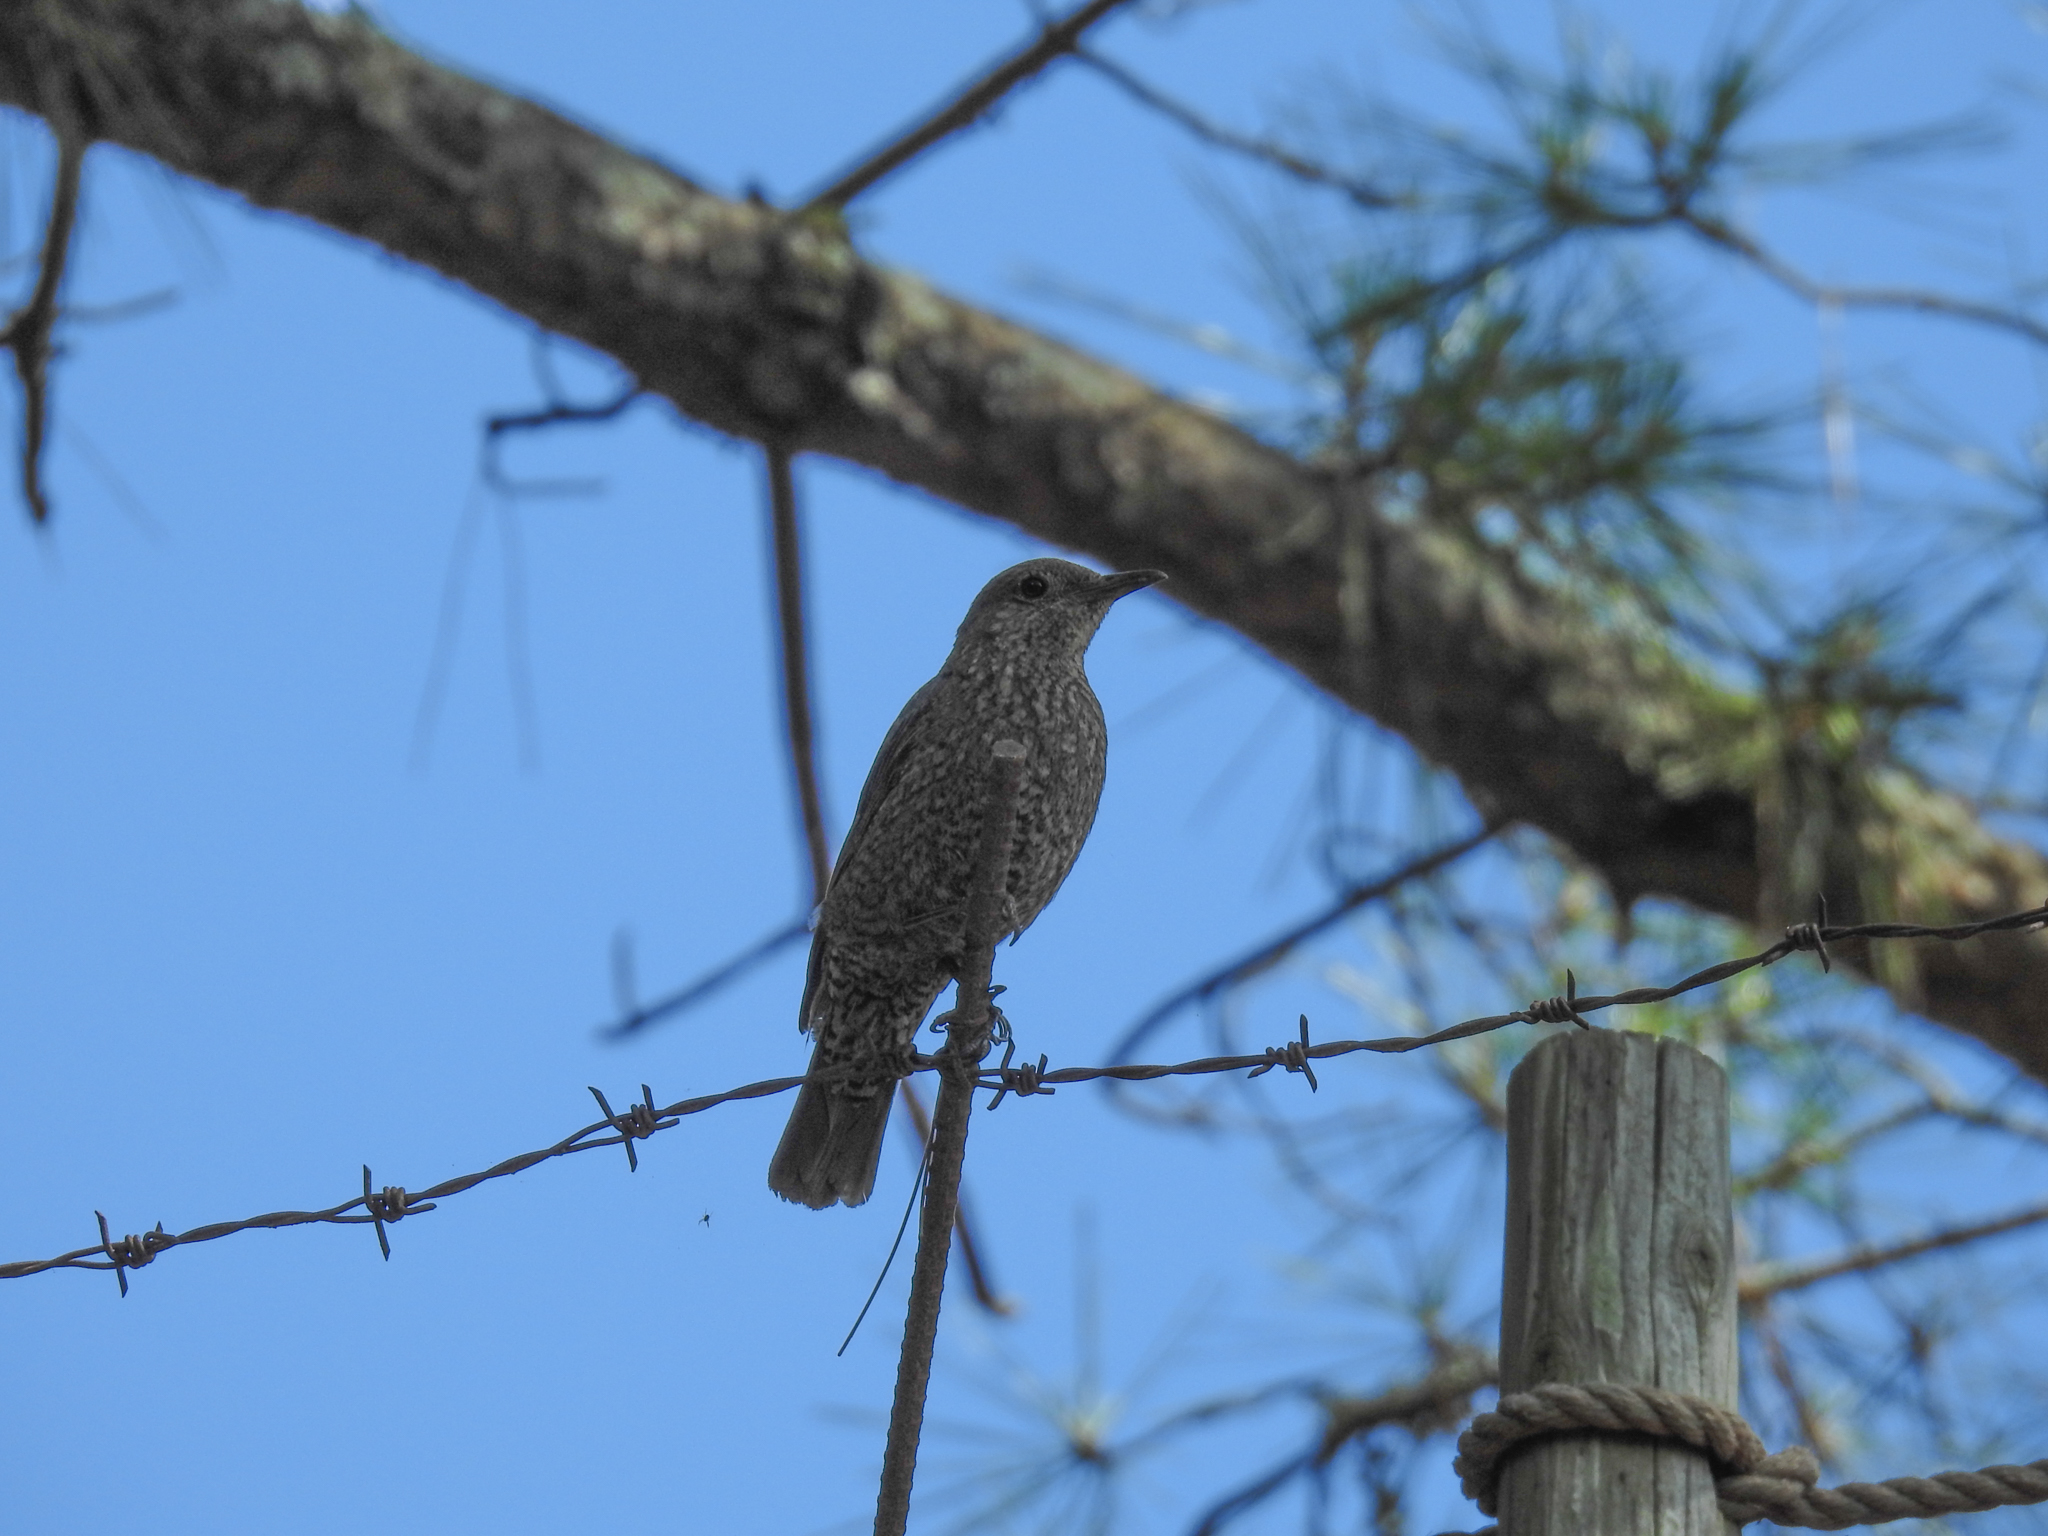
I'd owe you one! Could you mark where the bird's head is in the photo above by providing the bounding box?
[950,558,1166,665]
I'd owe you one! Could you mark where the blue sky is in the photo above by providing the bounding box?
[5,2,2048,1532]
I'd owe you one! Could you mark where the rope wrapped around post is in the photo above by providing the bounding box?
[1441,1381,2048,1531]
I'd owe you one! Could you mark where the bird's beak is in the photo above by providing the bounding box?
[1092,568,1167,601]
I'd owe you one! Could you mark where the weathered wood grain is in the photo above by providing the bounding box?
[1499,1030,1736,1534]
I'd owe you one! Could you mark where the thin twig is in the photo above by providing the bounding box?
[1076,46,1401,211]
[600,916,811,1038]
[1738,1199,2048,1303]
[1189,1448,1320,1536]
[802,0,1137,211]
[1750,1297,1836,1465]
[1735,1100,1933,1197]
[1317,1348,1499,1461]
[481,382,640,496]
[1107,823,1500,1069]
[1680,210,2048,353]
[764,443,833,906]
[873,740,1028,1536]
[2,119,85,524]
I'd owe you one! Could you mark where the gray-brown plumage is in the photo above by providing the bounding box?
[768,557,1164,1209]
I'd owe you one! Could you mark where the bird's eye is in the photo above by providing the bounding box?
[1017,574,1050,600]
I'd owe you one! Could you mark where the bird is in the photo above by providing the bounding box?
[768,557,1164,1209]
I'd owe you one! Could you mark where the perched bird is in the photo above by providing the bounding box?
[768,557,1164,1209]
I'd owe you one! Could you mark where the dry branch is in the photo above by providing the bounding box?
[1680,209,2048,353]
[1077,45,1401,210]
[802,0,1136,210]
[1110,821,1499,1066]
[763,444,833,905]
[1,115,83,524]
[3,1,2048,1086]
[1318,1348,1498,1461]
[1737,1198,2048,1304]
[481,381,640,495]
[601,916,810,1038]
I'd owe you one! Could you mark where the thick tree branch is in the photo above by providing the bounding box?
[6,1,2048,1081]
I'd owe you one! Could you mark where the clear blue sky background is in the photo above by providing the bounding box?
[4,2,2047,1533]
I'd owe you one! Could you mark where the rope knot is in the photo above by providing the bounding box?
[1247,1014,1319,1091]
[1439,1381,2048,1531]
[1714,1446,1833,1527]
[1455,1383,1767,1515]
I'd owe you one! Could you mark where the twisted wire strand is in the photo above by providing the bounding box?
[9,901,2045,1290]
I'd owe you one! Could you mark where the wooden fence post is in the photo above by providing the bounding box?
[1498,1029,1738,1534]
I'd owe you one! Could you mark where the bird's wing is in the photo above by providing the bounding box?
[798,674,946,1035]
[830,673,947,886]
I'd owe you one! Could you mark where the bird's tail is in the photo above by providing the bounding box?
[768,1061,894,1209]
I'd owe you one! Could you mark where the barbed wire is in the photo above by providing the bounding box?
[9,897,2044,1295]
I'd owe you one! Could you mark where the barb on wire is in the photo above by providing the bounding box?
[801,0,1136,211]
[2,117,84,525]
[360,1166,427,1261]
[3,1070,813,1289]
[988,899,2048,1098]
[588,1083,672,1174]
[94,1211,164,1299]
[10,896,2046,1293]
[1246,1014,1320,1090]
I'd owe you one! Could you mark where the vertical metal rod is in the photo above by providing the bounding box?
[896,1078,1011,1315]
[872,740,1027,1536]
